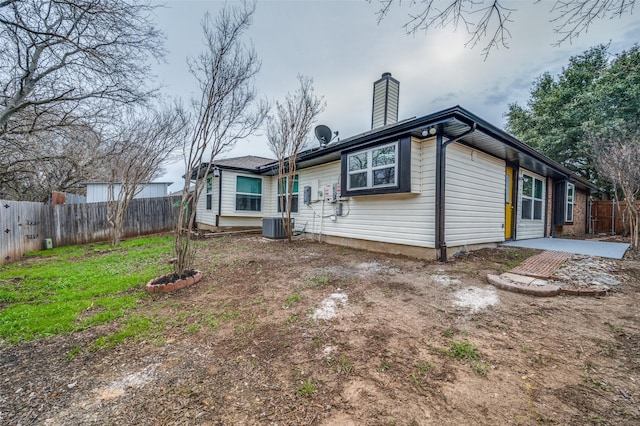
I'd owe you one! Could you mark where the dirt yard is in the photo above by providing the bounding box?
[2,234,640,425]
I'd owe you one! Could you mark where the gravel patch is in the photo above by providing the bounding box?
[312,293,348,320]
[453,286,499,312]
[550,256,623,290]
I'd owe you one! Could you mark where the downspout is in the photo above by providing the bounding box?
[550,182,555,238]
[512,166,519,241]
[435,122,477,262]
[544,176,550,237]
[586,194,591,234]
[216,169,222,227]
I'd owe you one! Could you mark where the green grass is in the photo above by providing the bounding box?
[471,361,490,377]
[0,235,173,344]
[308,274,330,287]
[331,354,354,376]
[446,340,481,361]
[442,327,456,338]
[90,314,165,351]
[443,340,489,377]
[284,292,300,308]
[409,361,434,386]
[297,377,316,396]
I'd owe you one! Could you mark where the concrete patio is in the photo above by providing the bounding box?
[501,237,630,259]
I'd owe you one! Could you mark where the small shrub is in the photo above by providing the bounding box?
[606,322,625,336]
[409,361,434,386]
[309,274,330,287]
[333,354,354,376]
[66,346,81,360]
[471,361,489,377]
[297,377,315,396]
[284,292,300,308]
[285,313,298,324]
[442,327,456,338]
[447,340,480,361]
[377,360,391,372]
[185,324,200,334]
[310,335,323,348]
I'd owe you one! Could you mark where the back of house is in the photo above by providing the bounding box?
[195,74,595,260]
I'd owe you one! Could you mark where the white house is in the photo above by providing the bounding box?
[195,74,596,260]
[85,182,173,203]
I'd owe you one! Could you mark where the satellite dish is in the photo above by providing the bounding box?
[315,125,333,147]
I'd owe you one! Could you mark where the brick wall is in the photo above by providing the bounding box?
[561,188,588,235]
[546,182,589,237]
[546,179,553,237]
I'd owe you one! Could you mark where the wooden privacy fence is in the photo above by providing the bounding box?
[591,200,640,234]
[0,196,181,264]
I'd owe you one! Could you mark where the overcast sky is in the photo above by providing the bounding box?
[153,0,640,191]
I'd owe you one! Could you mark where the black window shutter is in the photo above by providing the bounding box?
[553,181,566,226]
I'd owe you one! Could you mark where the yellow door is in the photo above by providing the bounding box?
[505,167,514,239]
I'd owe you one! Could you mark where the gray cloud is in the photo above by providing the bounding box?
[155,0,639,191]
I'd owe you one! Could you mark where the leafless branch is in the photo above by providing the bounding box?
[368,0,635,59]
[267,75,325,241]
[589,122,640,247]
[549,0,636,45]
[0,0,164,133]
[105,103,189,245]
[174,0,268,275]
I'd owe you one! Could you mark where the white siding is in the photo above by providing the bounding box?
[86,182,170,203]
[287,138,436,248]
[195,171,266,228]
[135,183,171,199]
[515,168,546,239]
[445,145,506,246]
[195,176,218,227]
[219,171,268,218]
[219,216,263,227]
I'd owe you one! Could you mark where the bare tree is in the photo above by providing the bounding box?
[105,105,188,246]
[0,120,112,201]
[589,122,640,248]
[369,0,636,59]
[267,75,325,242]
[174,0,268,277]
[0,0,164,157]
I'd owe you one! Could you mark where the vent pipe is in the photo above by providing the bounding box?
[371,72,399,130]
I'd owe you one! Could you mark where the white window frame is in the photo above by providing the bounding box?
[346,142,398,191]
[235,176,262,212]
[565,182,575,223]
[205,176,213,210]
[277,175,299,213]
[521,174,544,221]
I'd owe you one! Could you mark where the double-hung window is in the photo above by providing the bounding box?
[341,138,411,197]
[205,177,213,210]
[277,175,299,213]
[565,183,575,223]
[235,176,262,212]
[347,142,397,191]
[521,174,544,220]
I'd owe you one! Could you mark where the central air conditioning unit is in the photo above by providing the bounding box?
[262,217,294,239]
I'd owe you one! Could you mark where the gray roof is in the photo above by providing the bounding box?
[283,105,597,192]
[214,155,275,170]
[194,106,597,192]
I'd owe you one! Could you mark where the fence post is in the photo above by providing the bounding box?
[611,200,615,235]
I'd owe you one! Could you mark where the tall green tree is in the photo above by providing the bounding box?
[505,44,640,188]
